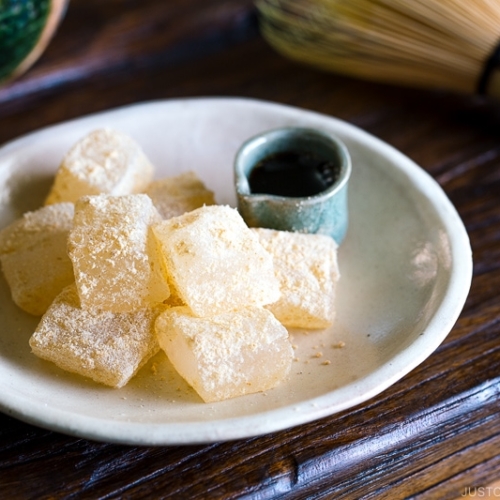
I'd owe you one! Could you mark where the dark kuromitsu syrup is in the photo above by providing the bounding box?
[248,151,339,197]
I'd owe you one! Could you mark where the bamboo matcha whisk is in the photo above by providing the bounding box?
[256,0,500,98]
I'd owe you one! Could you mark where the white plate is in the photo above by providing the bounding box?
[0,97,472,445]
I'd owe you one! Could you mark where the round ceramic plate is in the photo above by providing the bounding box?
[0,98,472,445]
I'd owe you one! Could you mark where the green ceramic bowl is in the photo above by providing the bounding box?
[0,0,68,83]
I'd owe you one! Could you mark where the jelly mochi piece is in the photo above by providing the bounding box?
[0,203,75,316]
[252,228,340,329]
[145,171,216,219]
[30,285,161,388]
[68,194,170,312]
[156,306,293,402]
[152,205,280,317]
[45,128,154,205]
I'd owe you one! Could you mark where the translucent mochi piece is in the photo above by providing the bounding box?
[252,228,340,329]
[68,194,170,312]
[0,203,75,316]
[152,205,280,317]
[45,128,154,205]
[30,285,161,388]
[156,306,293,402]
[145,171,216,219]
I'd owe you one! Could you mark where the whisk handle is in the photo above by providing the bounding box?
[478,42,500,97]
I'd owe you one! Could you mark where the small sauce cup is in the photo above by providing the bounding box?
[234,127,351,244]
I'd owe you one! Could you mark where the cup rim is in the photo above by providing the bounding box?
[234,126,352,203]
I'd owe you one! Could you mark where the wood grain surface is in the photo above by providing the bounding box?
[0,1,499,498]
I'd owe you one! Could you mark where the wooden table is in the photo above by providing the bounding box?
[0,1,499,498]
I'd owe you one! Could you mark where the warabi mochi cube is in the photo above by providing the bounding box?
[252,228,340,329]
[68,194,170,312]
[0,203,75,316]
[30,285,162,388]
[45,128,154,205]
[155,306,293,402]
[145,171,216,219]
[152,205,280,317]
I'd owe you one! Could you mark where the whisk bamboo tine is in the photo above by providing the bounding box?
[256,0,500,98]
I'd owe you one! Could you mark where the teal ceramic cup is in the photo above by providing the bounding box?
[234,127,351,244]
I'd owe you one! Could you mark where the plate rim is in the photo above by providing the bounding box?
[0,97,473,444]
